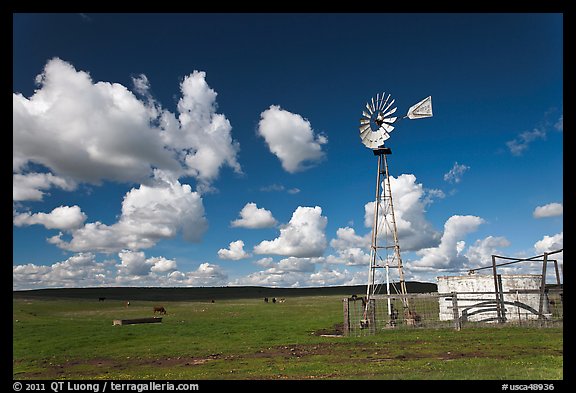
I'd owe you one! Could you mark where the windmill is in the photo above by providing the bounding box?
[359,93,432,328]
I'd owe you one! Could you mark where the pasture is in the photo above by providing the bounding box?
[13,287,563,380]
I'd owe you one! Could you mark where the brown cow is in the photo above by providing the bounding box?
[153,306,167,315]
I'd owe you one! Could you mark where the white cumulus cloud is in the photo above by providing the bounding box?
[165,263,228,287]
[232,261,361,288]
[13,205,87,230]
[326,227,371,266]
[364,174,441,251]
[254,206,327,257]
[118,250,177,277]
[218,240,251,260]
[12,251,229,290]
[13,58,241,200]
[13,172,76,202]
[533,203,563,218]
[50,170,207,253]
[410,215,485,271]
[230,202,278,229]
[159,70,242,190]
[13,58,179,185]
[257,105,327,173]
[12,253,112,290]
[464,235,511,270]
[307,268,357,287]
[118,250,155,276]
[276,257,317,273]
[534,232,563,254]
[149,257,178,273]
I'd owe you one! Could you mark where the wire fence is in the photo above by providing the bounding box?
[343,289,563,336]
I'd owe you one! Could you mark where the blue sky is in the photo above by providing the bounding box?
[13,13,563,290]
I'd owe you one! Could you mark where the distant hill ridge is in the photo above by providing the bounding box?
[13,282,437,301]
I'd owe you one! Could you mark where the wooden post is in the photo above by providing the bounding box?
[497,274,506,322]
[343,298,350,336]
[492,255,503,323]
[368,298,376,334]
[451,292,461,331]
[538,252,548,321]
[553,260,561,285]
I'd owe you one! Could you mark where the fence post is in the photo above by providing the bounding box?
[343,297,350,336]
[368,298,376,334]
[553,260,561,285]
[492,255,503,323]
[451,292,461,331]
[497,274,507,322]
[538,252,548,323]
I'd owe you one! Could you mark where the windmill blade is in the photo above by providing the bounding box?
[377,128,391,141]
[380,123,395,133]
[365,137,382,149]
[359,123,371,134]
[362,110,371,119]
[382,106,397,118]
[362,135,372,147]
[364,139,379,149]
[363,129,380,144]
[360,127,372,139]
[378,93,386,110]
[363,127,389,149]
[365,101,374,115]
[375,93,381,110]
[382,98,396,114]
[361,133,376,148]
[371,97,376,113]
[378,93,386,111]
[360,118,370,125]
[382,116,398,124]
[380,94,390,112]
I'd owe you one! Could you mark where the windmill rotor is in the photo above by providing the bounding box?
[359,92,398,149]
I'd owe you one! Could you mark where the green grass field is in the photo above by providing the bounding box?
[13,289,563,380]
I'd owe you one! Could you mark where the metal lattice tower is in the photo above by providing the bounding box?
[363,147,409,325]
[358,93,433,328]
